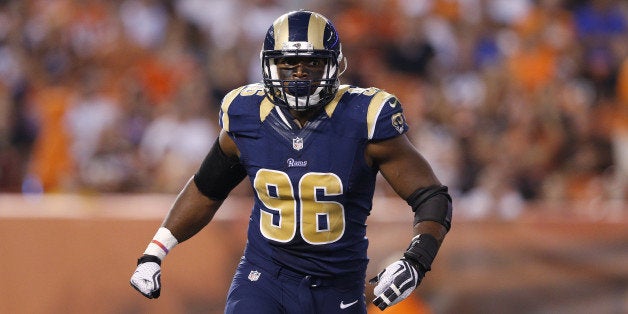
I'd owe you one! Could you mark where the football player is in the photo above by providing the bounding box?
[130,10,452,313]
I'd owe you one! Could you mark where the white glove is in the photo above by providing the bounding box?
[369,259,421,311]
[130,255,162,299]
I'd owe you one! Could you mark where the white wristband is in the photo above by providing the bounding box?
[143,227,179,260]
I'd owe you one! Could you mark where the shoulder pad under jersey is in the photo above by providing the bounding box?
[326,86,409,141]
[218,83,274,135]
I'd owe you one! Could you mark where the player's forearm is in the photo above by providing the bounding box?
[413,220,447,244]
[161,177,223,243]
[141,178,222,260]
[403,185,452,276]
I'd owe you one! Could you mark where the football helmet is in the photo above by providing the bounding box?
[261,10,345,111]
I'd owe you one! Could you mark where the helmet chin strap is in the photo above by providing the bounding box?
[285,87,323,111]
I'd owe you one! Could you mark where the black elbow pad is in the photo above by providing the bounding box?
[193,138,247,200]
[407,185,453,231]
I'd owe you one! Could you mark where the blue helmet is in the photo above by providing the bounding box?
[261,10,345,111]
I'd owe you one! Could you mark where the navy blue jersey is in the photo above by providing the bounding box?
[219,83,409,278]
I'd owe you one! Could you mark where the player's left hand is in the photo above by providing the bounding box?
[369,259,423,311]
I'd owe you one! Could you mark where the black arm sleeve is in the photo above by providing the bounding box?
[193,137,247,200]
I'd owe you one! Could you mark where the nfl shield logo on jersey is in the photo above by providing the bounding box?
[293,137,304,151]
[248,270,261,282]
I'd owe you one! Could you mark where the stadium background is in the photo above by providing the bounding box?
[0,0,626,313]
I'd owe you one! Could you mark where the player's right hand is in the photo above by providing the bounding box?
[130,255,162,299]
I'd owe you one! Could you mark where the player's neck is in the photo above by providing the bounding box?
[289,107,322,128]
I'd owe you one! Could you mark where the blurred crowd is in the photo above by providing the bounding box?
[0,0,626,219]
